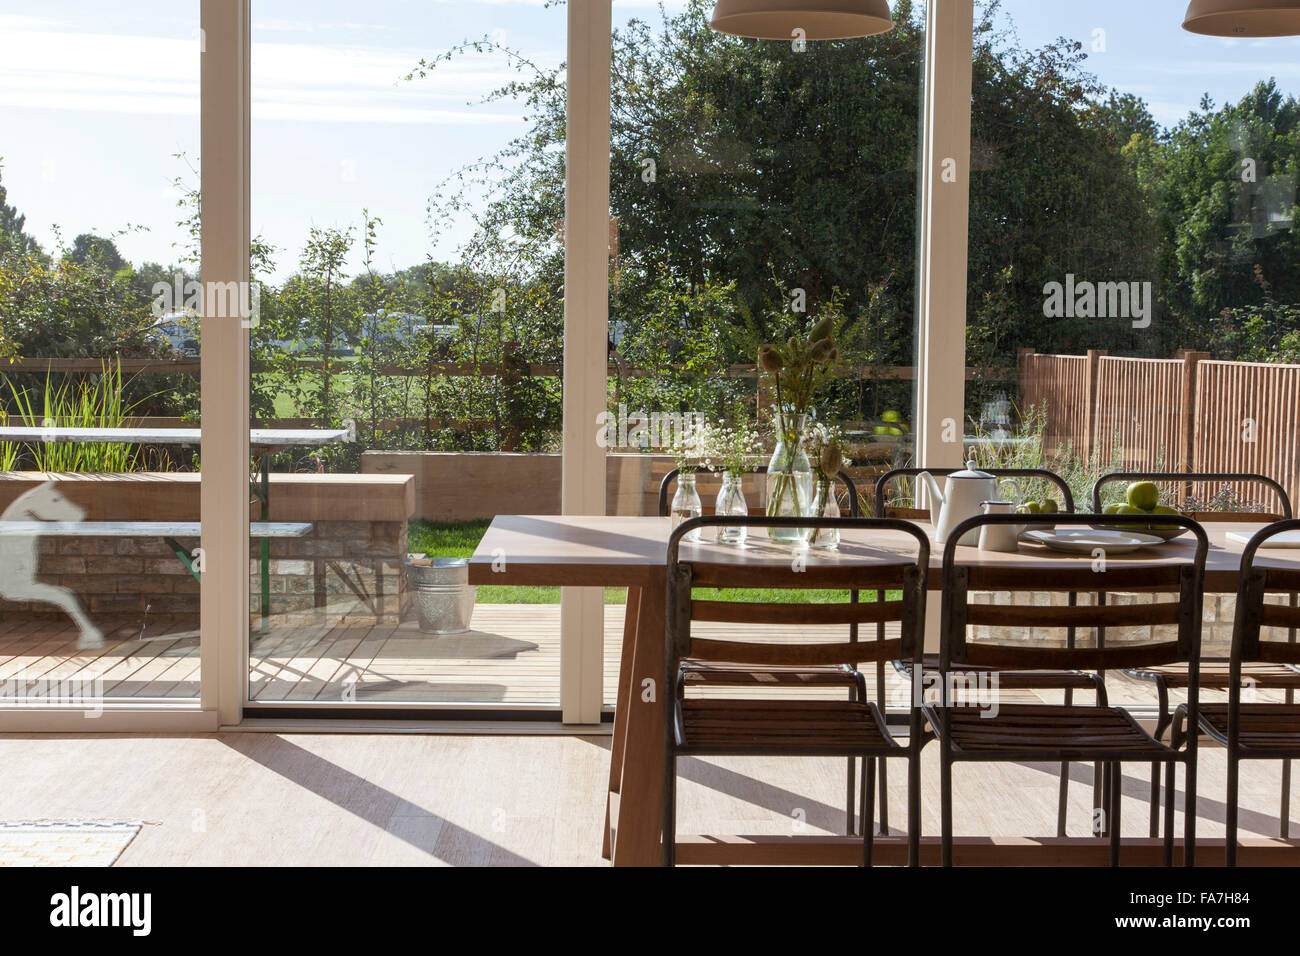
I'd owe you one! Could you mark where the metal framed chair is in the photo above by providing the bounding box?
[1185,519,1300,866]
[875,467,1105,838]
[1091,471,1298,838]
[662,515,930,866]
[926,512,1208,867]
[658,467,872,837]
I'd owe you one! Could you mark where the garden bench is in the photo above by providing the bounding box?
[0,521,312,619]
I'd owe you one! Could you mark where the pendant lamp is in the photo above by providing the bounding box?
[709,0,894,41]
[1183,0,1300,36]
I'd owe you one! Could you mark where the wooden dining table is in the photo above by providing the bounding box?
[469,514,1300,866]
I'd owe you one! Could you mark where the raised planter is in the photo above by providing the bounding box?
[0,471,415,624]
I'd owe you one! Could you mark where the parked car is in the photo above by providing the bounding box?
[149,315,199,357]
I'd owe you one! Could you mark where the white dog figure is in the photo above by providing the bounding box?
[0,481,104,649]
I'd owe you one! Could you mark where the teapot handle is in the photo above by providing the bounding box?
[997,478,1023,505]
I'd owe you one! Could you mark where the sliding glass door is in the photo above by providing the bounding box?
[244,0,569,714]
[0,2,204,717]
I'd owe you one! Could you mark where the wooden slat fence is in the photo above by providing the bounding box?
[1020,350,1300,513]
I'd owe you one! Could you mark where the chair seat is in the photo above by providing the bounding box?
[1128,661,1300,690]
[1196,703,1300,755]
[682,660,860,688]
[925,704,1170,759]
[894,656,1101,691]
[675,698,898,756]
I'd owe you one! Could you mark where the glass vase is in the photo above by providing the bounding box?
[715,471,749,545]
[765,412,812,544]
[670,471,703,540]
[806,477,841,550]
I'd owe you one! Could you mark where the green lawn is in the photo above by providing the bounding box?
[407,520,900,605]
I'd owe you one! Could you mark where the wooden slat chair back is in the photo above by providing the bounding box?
[1092,471,1296,839]
[939,513,1208,677]
[667,516,928,681]
[662,516,930,867]
[1217,520,1300,865]
[931,512,1209,867]
[1234,534,1300,669]
[659,466,867,836]
[873,466,1101,840]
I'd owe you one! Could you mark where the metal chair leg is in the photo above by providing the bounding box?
[1164,759,1176,867]
[907,744,922,868]
[1226,752,1240,868]
[876,661,889,835]
[941,750,954,868]
[1282,758,1292,840]
[662,753,676,867]
[1099,762,1111,837]
[1058,685,1073,837]
[1149,761,1162,838]
[876,758,889,835]
[1184,754,1198,868]
[846,757,857,836]
[1093,761,1106,836]
[1056,761,1070,837]
[1109,761,1122,867]
[863,756,875,867]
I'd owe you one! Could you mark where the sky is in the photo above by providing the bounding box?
[1,0,1298,282]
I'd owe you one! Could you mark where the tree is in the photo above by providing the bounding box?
[1146,80,1300,355]
[65,233,128,274]
[0,160,42,261]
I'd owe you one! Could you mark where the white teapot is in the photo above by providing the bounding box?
[918,460,1022,546]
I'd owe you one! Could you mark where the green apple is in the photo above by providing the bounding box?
[1127,481,1161,511]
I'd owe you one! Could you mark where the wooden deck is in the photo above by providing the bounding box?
[0,604,1290,709]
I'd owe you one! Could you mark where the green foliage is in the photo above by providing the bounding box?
[3,0,1299,471]
[3,360,141,472]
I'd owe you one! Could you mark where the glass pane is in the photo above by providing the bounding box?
[0,2,202,707]
[606,4,927,707]
[969,2,1300,706]
[248,0,565,709]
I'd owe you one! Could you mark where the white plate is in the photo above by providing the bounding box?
[1023,529,1164,554]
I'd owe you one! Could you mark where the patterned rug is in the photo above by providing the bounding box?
[0,822,142,867]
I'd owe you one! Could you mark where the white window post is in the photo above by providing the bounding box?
[560,0,613,725]
[200,0,251,724]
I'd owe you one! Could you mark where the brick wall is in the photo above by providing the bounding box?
[0,472,414,626]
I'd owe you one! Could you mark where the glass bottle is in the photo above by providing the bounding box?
[715,471,749,545]
[806,477,841,550]
[670,471,703,540]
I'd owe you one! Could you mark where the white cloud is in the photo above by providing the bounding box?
[0,23,558,126]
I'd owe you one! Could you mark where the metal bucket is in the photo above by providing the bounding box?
[406,557,477,634]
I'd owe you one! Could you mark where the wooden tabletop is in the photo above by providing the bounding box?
[469,514,1300,592]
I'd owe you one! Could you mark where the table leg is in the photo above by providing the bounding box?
[603,590,641,859]
[923,589,942,654]
[609,573,666,866]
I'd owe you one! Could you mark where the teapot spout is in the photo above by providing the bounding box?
[917,471,945,524]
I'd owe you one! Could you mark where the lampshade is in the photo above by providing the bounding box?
[1183,0,1300,36]
[709,0,894,40]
